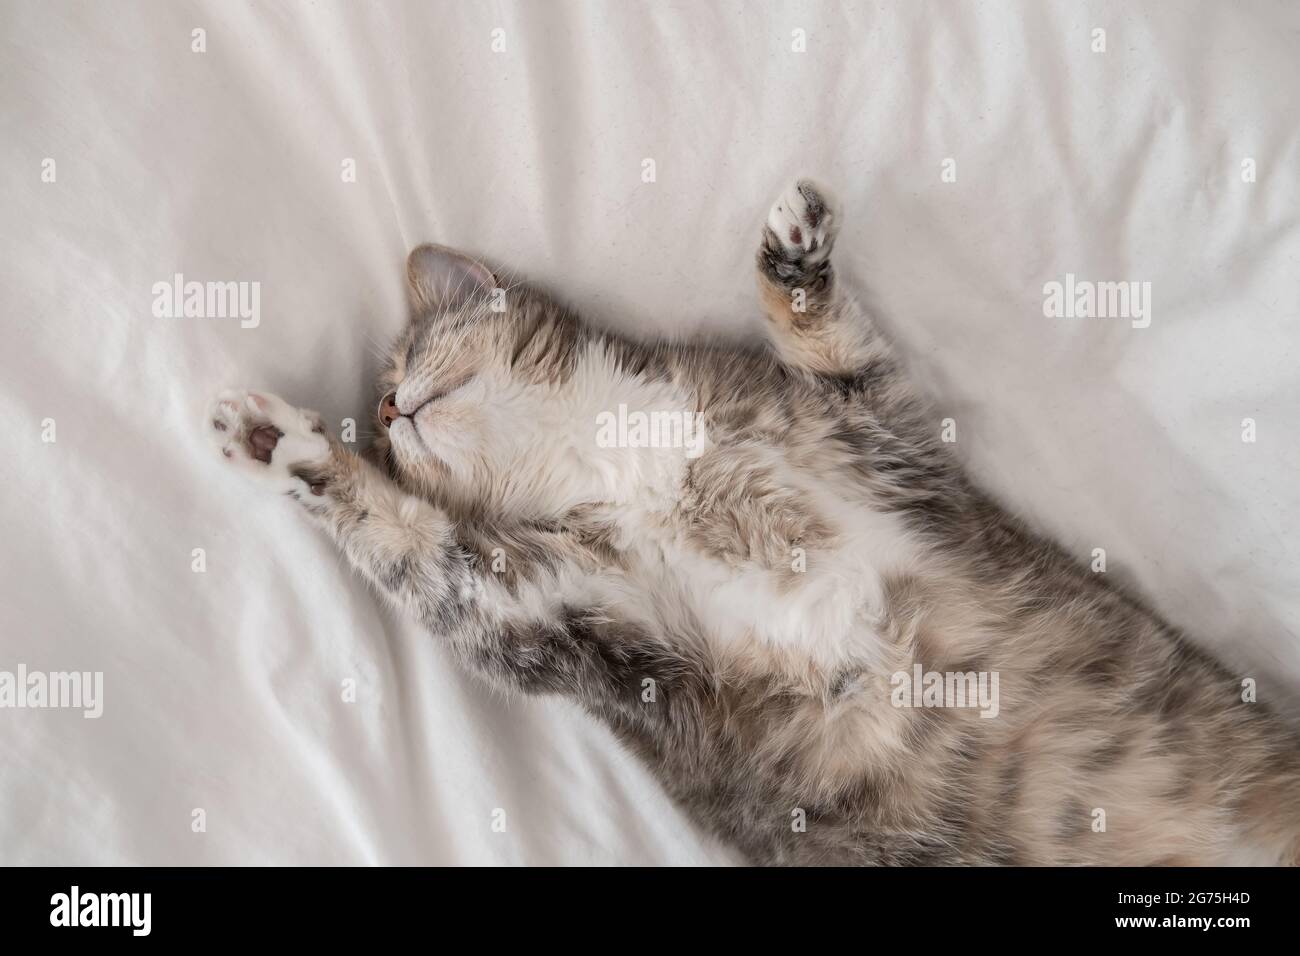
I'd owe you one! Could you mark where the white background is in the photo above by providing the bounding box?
[1,0,1297,864]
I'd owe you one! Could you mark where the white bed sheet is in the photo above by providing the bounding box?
[2,0,1298,865]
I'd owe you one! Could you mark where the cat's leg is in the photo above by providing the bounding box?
[209,388,481,629]
[207,389,694,705]
[756,179,890,378]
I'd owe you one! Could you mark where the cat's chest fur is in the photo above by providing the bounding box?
[475,338,926,671]
[493,341,923,670]
[592,424,923,671]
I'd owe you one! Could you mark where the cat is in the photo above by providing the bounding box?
[210,180,1300,865]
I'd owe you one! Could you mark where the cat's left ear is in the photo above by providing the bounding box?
[406,244,497,311]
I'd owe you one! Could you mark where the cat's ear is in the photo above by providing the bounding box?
[406,244,496,312]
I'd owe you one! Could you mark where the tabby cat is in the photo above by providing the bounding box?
[210,180,1300,865]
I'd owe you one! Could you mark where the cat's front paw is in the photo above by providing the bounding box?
[764,178,840,269]
[209,389,332,495]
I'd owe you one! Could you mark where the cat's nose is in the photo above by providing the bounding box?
[378,392,400,428]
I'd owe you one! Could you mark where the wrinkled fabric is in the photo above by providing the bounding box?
[1,0,1297,864]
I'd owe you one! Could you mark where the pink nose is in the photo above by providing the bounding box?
[378,392,400,428]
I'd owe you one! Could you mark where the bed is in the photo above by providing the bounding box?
[2,0,1297,865]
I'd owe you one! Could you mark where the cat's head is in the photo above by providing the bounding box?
[369,244,590,517]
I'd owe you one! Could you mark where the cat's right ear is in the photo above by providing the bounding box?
[406,244,497,312]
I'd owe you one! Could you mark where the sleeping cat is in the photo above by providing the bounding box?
[211,180,1300,865]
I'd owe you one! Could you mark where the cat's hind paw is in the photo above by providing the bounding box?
[209,389,332,494]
